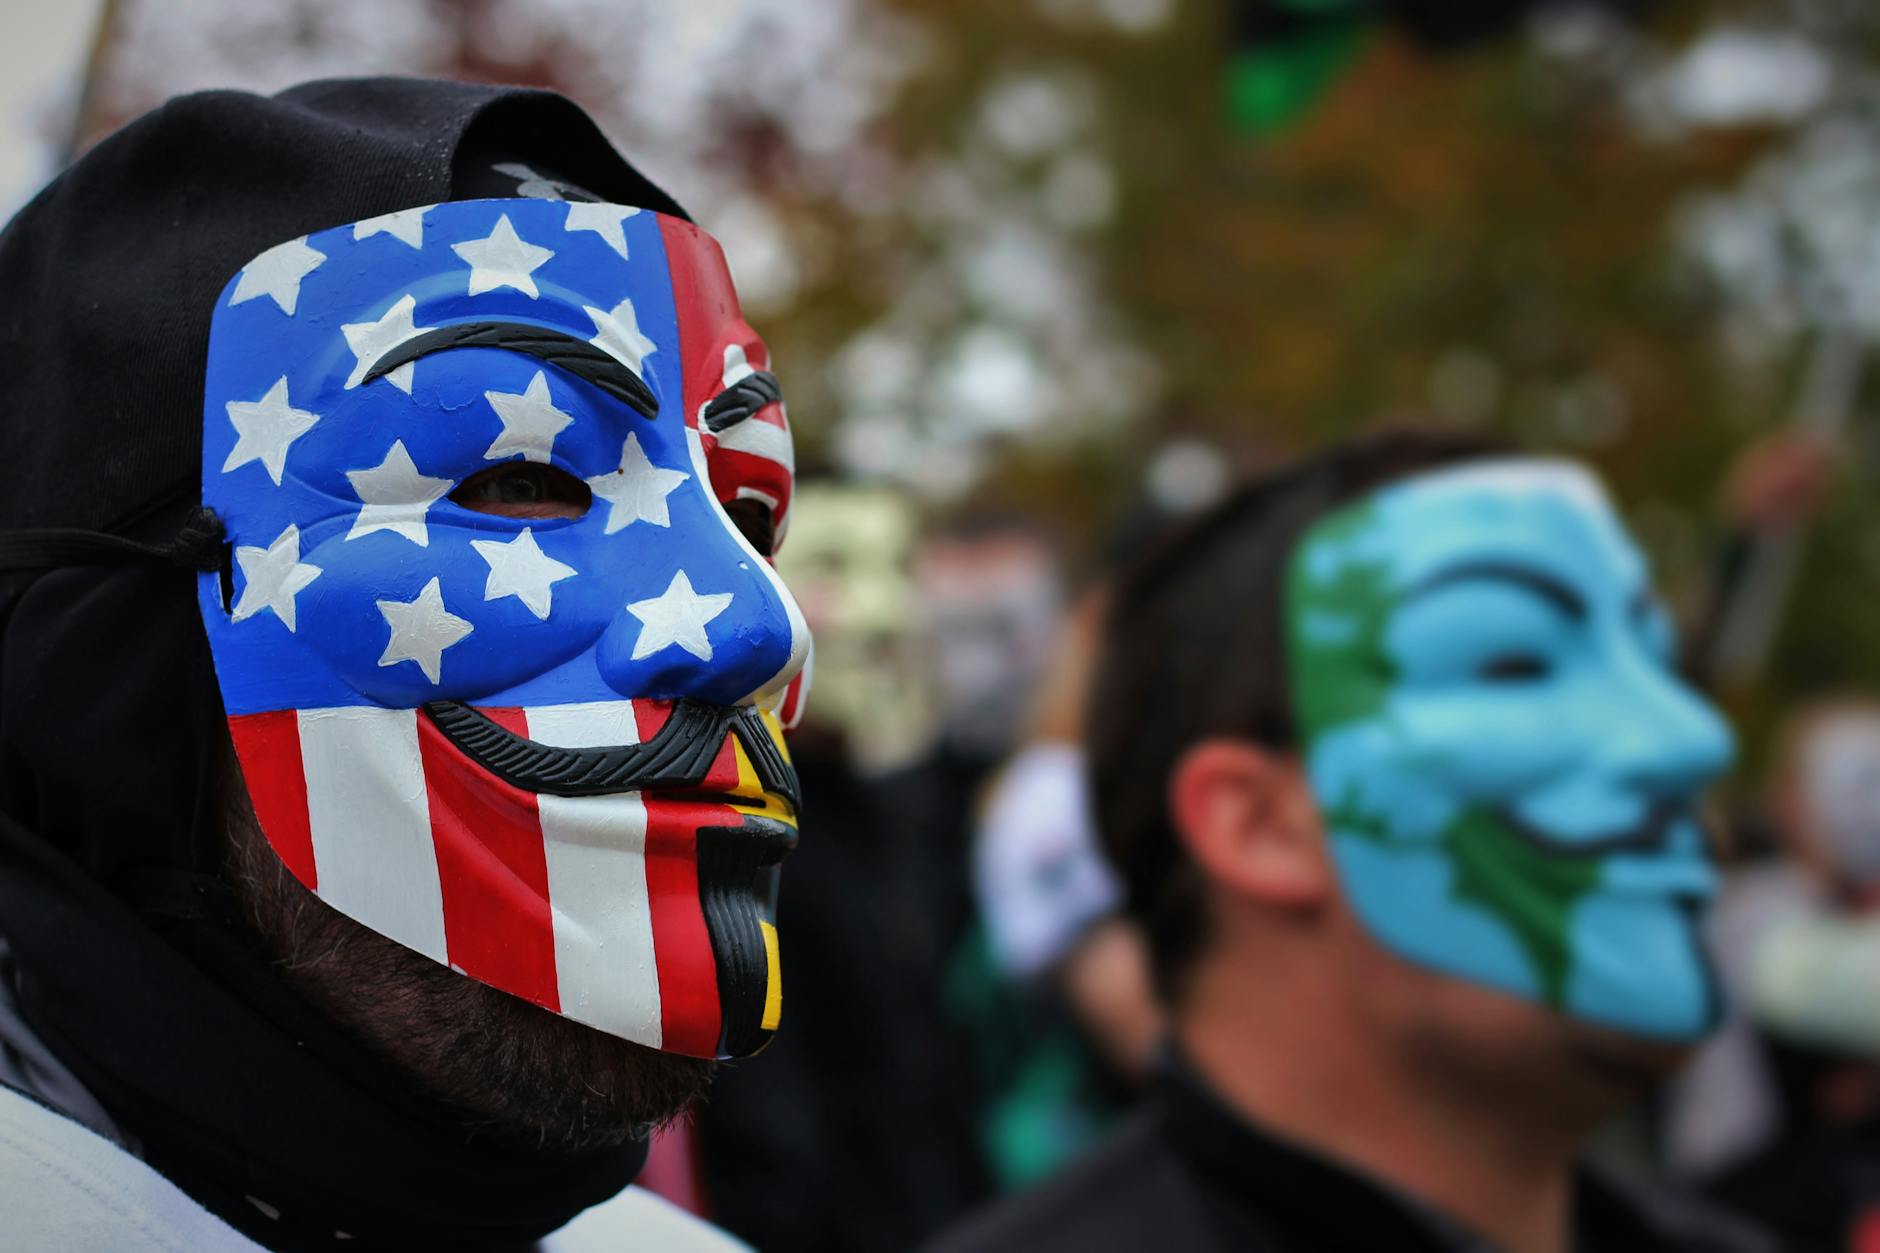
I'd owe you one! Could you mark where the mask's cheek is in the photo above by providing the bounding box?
[1308,720,1463,845]
[295,528,617,706]
[1392,675,1673,846]
[1385,690,1593,806]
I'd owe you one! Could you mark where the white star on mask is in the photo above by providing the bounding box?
[354,205,430,249]
[483,371,573,464]
[229,235,326,316]
[230,523,322,631]
[584,296,657,375]
[626,570,734,662]
[587,433,688,534]
[453,214,555,298]
[345,440,452,546]
[377,577,474,685]
[471,528,577,620]
[342,294,432,393]
[564,202,639,259]
[222,376,319,485]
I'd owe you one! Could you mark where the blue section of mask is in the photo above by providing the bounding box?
[199,199,799,716]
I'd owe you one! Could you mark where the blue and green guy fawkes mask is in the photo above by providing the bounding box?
[1285,459,1735,1040]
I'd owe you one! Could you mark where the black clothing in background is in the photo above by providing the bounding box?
[877,738,1005,970]
[927,1053,1780,1253]
[1708,1113,1880,1253]
[0,79,685,1252]
[1703,1036,1880,1253]
[695,728,993,1250]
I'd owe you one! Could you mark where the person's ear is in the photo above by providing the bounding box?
[1169,739,1330,909]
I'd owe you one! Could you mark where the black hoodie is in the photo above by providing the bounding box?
[0,78,691,1252]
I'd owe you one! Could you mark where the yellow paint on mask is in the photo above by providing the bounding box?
[727,717,797,827]
[761,709,793,767]
[760,920,782,1031]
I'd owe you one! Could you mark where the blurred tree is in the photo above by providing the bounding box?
[64,0,1880,769]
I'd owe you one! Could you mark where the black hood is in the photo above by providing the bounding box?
[0,77,689,1250]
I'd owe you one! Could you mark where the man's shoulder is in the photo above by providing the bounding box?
[0,1084,744,1253]
[923,1110,1218,1253]
[541,1184,751,1253]
[0,1081,266,1252]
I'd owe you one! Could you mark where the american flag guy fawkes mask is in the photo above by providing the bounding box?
[198,198,810,1060]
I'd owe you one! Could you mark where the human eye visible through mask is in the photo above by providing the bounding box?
[451,463,592,519]
[722,495,778,556]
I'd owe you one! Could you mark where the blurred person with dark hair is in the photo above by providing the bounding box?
[0,78,815,1251]
[932,430,1772,1253]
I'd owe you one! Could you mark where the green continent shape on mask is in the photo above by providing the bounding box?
[1291,497,1613,1013]
[1287,501,1396,738]
[1442,808,1604,1006]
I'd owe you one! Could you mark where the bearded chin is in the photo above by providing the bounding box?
[219,745,714,1151]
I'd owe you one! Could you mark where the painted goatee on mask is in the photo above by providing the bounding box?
[199,197,812,1062]
[1286,459,1736,1041]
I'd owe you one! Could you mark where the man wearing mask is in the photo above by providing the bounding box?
[0,78,808,1251]
[934,431,1773,1252]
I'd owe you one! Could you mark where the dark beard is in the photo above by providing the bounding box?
[217,741,714,1153]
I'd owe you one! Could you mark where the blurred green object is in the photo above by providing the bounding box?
[1225,17,1371,136]
[943,920,1121,1189]
[982,1031,1114,1187]
[1225,0,1659,135]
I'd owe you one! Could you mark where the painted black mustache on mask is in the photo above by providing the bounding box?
[428,697,799,1057]
[1493,799,1694,858]
[423,698,800,811]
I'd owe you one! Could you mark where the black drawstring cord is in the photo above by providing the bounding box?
[0,507,226,572]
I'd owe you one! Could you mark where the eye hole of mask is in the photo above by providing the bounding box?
[722,496,777,557]
[452,463,593,519]
[1478,652,1552,683]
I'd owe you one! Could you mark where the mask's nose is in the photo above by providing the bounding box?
[1611,661,1737,801]
[594,547,808,708]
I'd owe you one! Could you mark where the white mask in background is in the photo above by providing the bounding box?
[916,534,1065,759]
[1800,712,1880,890]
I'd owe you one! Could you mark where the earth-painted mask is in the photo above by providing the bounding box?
[1285,459,1735,1040]
[198,198,809,1059]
